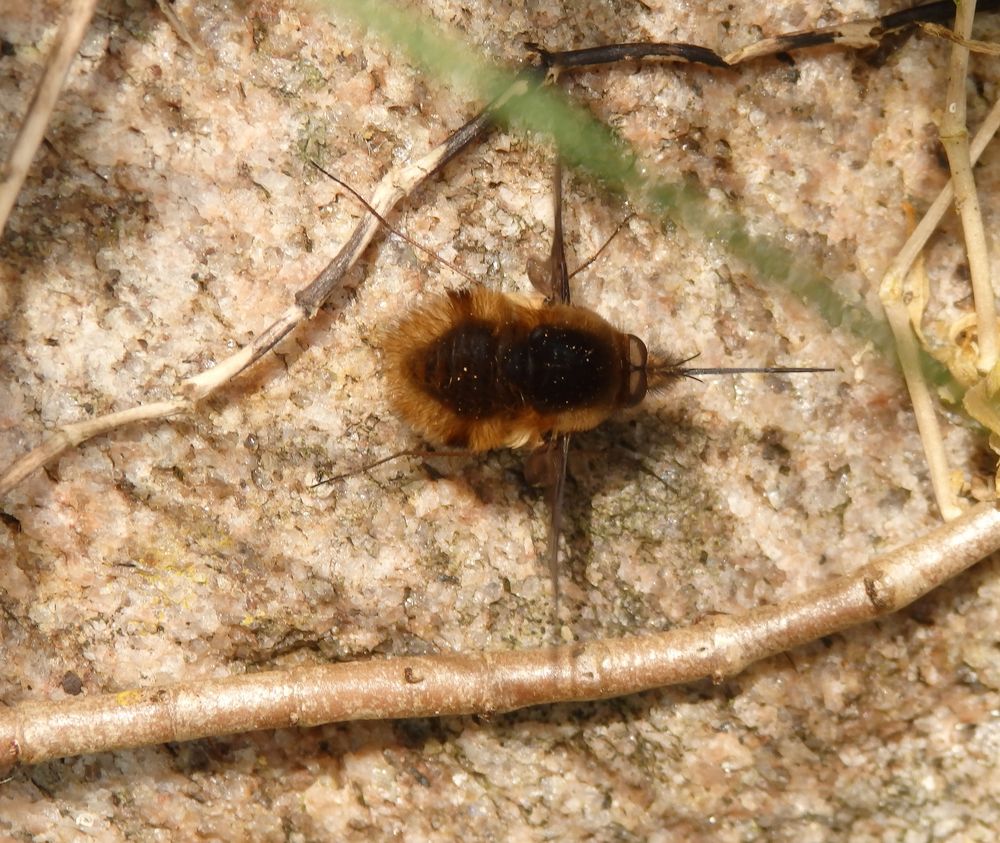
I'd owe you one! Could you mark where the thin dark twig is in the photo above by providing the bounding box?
[531,0,1000,70]
[527,41,729,71]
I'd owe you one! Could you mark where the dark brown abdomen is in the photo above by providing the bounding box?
[416,321,508,419]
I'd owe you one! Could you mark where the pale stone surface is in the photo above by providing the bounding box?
[2,0,999,839]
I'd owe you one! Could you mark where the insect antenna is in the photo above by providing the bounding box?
[308,160,478,285]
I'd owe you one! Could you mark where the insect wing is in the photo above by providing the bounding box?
[527,157,571,304]
[550,157,571,305]
[545,156,571,621]
[545,433,571,620]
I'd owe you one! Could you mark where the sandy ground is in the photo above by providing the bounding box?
[2,0,1000,839]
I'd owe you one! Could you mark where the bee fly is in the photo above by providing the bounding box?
[383,286,827,452]
[311,160,831,624]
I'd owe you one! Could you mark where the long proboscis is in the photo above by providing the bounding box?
[650,352,834,382]
[679,365,835,378]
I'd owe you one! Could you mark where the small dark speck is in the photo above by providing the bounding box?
[1,39,15,57]
[409,766,430,787]
[173,742,212,773]
[61,671,83,695]
[760,427,790,462]
[932,140,950,171]
[956,664,981,688]
[907,598,936,626]
[420,461,445,481]
[0,511,21,533]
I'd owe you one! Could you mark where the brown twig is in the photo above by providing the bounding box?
[531,1,982,68]
[0,0,100,237]
[2,500,997,773]
[152,0,204,57]
[921,21,1000,55]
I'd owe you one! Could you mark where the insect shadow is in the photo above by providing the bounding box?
[542,406,744,627]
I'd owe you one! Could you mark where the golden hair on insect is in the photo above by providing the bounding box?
[382,286,652,453]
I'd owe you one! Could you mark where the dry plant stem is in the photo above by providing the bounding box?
[883,94,1000,287]
[922,21,1000,54]
[0,0,100,237]
[0,97,506,497]
[884,300,963,519]
[877,94,1000,520]
[153,0,204,57]
[0,400,186,493]
[2,500,998,773]
[537,2,979,69]
[939,0,997,373]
